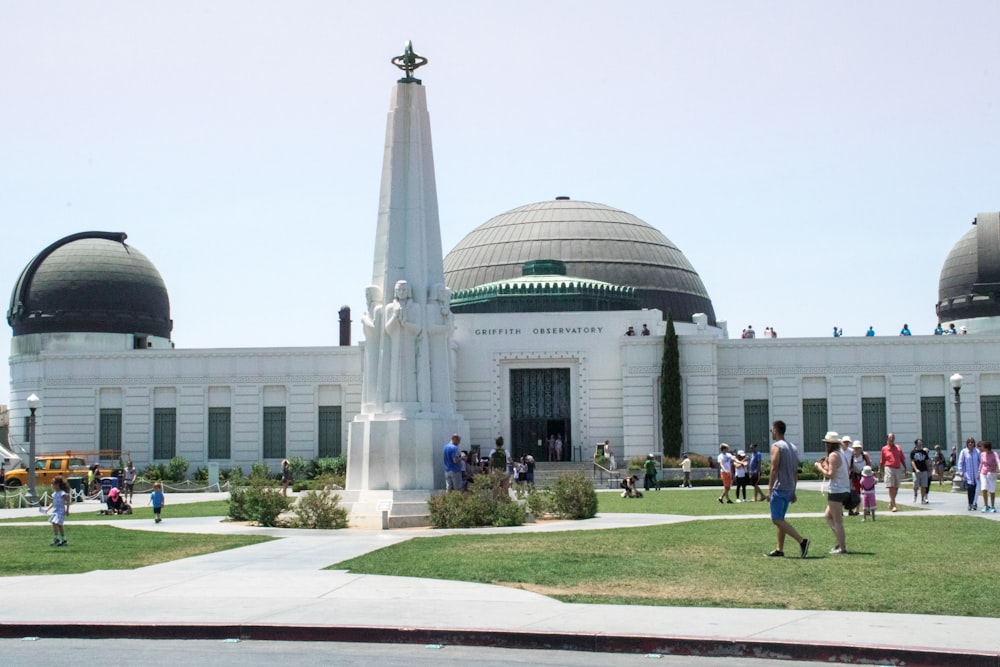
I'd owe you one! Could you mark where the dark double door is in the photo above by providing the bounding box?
[510,368,571,461]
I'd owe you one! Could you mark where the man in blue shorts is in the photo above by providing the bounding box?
[766,420,810,558]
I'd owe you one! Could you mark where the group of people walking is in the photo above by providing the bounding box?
[955,437,1000,512]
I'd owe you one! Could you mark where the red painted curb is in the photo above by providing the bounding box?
[0,623,995,666]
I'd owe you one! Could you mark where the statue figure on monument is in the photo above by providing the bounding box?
[384,279,422,403]
[426,283,455,408]
[361,284,385,411]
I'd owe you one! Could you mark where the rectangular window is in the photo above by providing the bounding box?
[861,397,887,450]
[208,407,231,460]
[920,397,946,449]
[801,399,828,453]
[153,408,176,460]
[981,396,1000,445]
[743,399,769,449]
[263,406,286,459]
[318,406,342,457]
[100,408,123,459]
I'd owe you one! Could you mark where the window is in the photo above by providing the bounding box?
[743,399,769,450]
[263,406,286,459]
[920,397,946,448]
[801,399,828,453]
[100,409,122,458]
[861,398,887,449]
[318,406,342,457]
[153,408,177,460]
[981,396,1000,445]
[208,408,231,460]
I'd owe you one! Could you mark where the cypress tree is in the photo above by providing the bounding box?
[660,312,682,457]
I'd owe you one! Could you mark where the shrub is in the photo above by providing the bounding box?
[194,466,208,482]
[525,487,554,517]
[227,480,291,527]
[549,471,598,519]
[221,466,245,482]
[166,456,189,482]
[288,456,310,482]
[292,488,349,529]
[427,470,526,528]
[140,463,167,482]
[250,462,273,481]
[312,456,347,478]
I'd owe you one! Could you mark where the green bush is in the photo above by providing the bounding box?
[288,456,310,482]
[221,466,245,482]
[227,480,292,527]
[524,487,554,517]
[250,462,273,481]
[427,470,526,528]
[140,463,167,482]
[165,456,189,482]
[549,471,598,519]
[312,456,347,478]
[194,466,208,482]
[292,488,349,529]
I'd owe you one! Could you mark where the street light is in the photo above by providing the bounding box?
[950,374,963,492]
[26,393,40,503]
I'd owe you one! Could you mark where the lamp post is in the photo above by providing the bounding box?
[26,393,40,504]
[950,374,963,492]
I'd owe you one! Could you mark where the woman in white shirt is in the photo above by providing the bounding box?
[815,432,851,555]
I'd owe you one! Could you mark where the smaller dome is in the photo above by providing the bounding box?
[937,213,1000,322]
[8,232,172,338]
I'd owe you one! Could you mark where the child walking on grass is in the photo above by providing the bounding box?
[860,465,877,522]
[49,475,70,546]
[149,481,165,523]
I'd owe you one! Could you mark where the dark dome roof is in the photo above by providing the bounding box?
[7,232,172,338]
[937,212,1000,322]
[443,198,716,324]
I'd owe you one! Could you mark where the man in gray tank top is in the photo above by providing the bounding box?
[766,420,810,558]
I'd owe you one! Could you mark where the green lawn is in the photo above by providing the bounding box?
[0,499,231,523]
[333,513,998,616]
[596,487,915,515]
[0,525,271,576]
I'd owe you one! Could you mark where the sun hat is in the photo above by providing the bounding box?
[840,435,852,443]
[861,466,874,477]
[822,431,841,444]
[737,450,746,457]
[852,441,863,450]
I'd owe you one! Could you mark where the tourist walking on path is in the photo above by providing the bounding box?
[815,432,849,554]
[910,439,929,504]
[643,454,658,492]
[150,482,165,523]
[281,459,291,496]
[847,441,871,516]
[879,433,906,512]
[442,434,463,492]
[766,420,809,558]
[48,475,70,547]
[681,452,692,488]
[958,437,981,511]
[977,440,999,512]
[717,444,734,504]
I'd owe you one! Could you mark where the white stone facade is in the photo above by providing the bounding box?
[9,316,1000,472]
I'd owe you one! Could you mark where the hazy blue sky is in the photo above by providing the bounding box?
[4,1,1000,407]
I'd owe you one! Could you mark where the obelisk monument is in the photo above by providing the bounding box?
[345,43,468,528]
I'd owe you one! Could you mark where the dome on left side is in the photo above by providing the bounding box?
[7,232,172,338]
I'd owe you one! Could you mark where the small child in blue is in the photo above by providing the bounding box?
[149,481,165,523]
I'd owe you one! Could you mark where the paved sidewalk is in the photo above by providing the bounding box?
[0,482,997,666]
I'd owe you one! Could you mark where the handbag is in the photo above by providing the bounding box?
[844,490,861,511]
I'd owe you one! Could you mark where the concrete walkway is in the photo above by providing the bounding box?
[0,482,997,666]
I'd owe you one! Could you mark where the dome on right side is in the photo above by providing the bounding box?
[937,212,1000,329]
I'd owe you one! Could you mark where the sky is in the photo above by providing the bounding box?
[3,1,1000,407]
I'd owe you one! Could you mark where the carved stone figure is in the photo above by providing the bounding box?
[384,280,422,403]
[425,283,454,408]
[361,285,384,411]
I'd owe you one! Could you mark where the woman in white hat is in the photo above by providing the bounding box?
[815,431,850,554]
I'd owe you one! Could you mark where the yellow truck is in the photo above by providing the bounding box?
[3,454,111,489]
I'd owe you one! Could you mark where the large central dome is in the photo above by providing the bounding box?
[443,198,716,324]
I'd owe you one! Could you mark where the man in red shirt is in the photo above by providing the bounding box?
[878,432,906,512]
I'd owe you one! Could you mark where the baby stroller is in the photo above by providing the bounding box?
[102,487,132,515]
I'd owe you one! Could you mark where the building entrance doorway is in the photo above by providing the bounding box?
[509,368,571,461]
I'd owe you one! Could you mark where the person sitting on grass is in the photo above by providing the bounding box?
[620,474,643,498]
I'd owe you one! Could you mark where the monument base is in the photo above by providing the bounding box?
[338,488,434,529]
[344,411,468,528]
